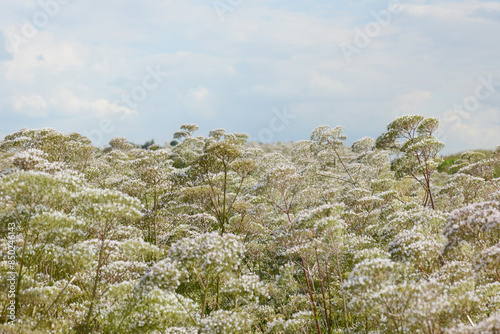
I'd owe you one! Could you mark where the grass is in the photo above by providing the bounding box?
[438,149,500,177]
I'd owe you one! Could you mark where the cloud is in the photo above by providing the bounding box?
[10,90,136,120]
[183,86,214,118]
[90,99,137,118]
[450,106,500,150]
[11,94,48,117]
[395,90,433,114]
[472,7,500,21]
[187,86,210,101]
[0,0,499,153]
[0,31,13,62]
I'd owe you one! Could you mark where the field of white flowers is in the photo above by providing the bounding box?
[1,115,499,333]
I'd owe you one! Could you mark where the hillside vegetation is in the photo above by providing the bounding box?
[1,115,500,333]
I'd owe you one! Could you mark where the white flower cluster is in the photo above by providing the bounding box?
[266,311,313,333]
[388,227,443,267]
[221,273,269,303]
[168,232,245,276]
[448,313,500,333]
[352,247,390,265]
[291,203,345,231]
[160,327,198,334]
[475,242,500,279]
[101,260,149,282]
[443,201,500,253]
[342,258,404,292]
[138,259,183,293]
[70,186,143,221]
[199,310,254,334]
[11,148,70,174]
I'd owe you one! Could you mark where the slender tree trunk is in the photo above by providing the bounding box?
[300,257,322,334]
[426,176,435,210]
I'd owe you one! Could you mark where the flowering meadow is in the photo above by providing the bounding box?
[1,115,499,333]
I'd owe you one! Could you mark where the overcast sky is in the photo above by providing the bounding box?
[1,0,500,153]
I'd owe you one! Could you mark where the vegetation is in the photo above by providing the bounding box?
[0,115,499,333]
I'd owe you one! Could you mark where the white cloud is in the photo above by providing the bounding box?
[10,90,136,120]
[309,72,351,95]
[0,0,499,153]
[11,94,48,117]
[443,106,500,151]
[1,30,88,84]
[52,91,137,118]
[183,86,214,118]
[395,90,432,113]
[90,99,137,118]
[187,86,210,101]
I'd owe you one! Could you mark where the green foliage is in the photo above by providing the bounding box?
[0,117,499,333]
[376,115,445,209]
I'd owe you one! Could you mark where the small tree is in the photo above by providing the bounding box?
[186,129,257,234]
[130,146,173,245]
[376,115,444,209]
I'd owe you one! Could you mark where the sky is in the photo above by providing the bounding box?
[1,0,500,154]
